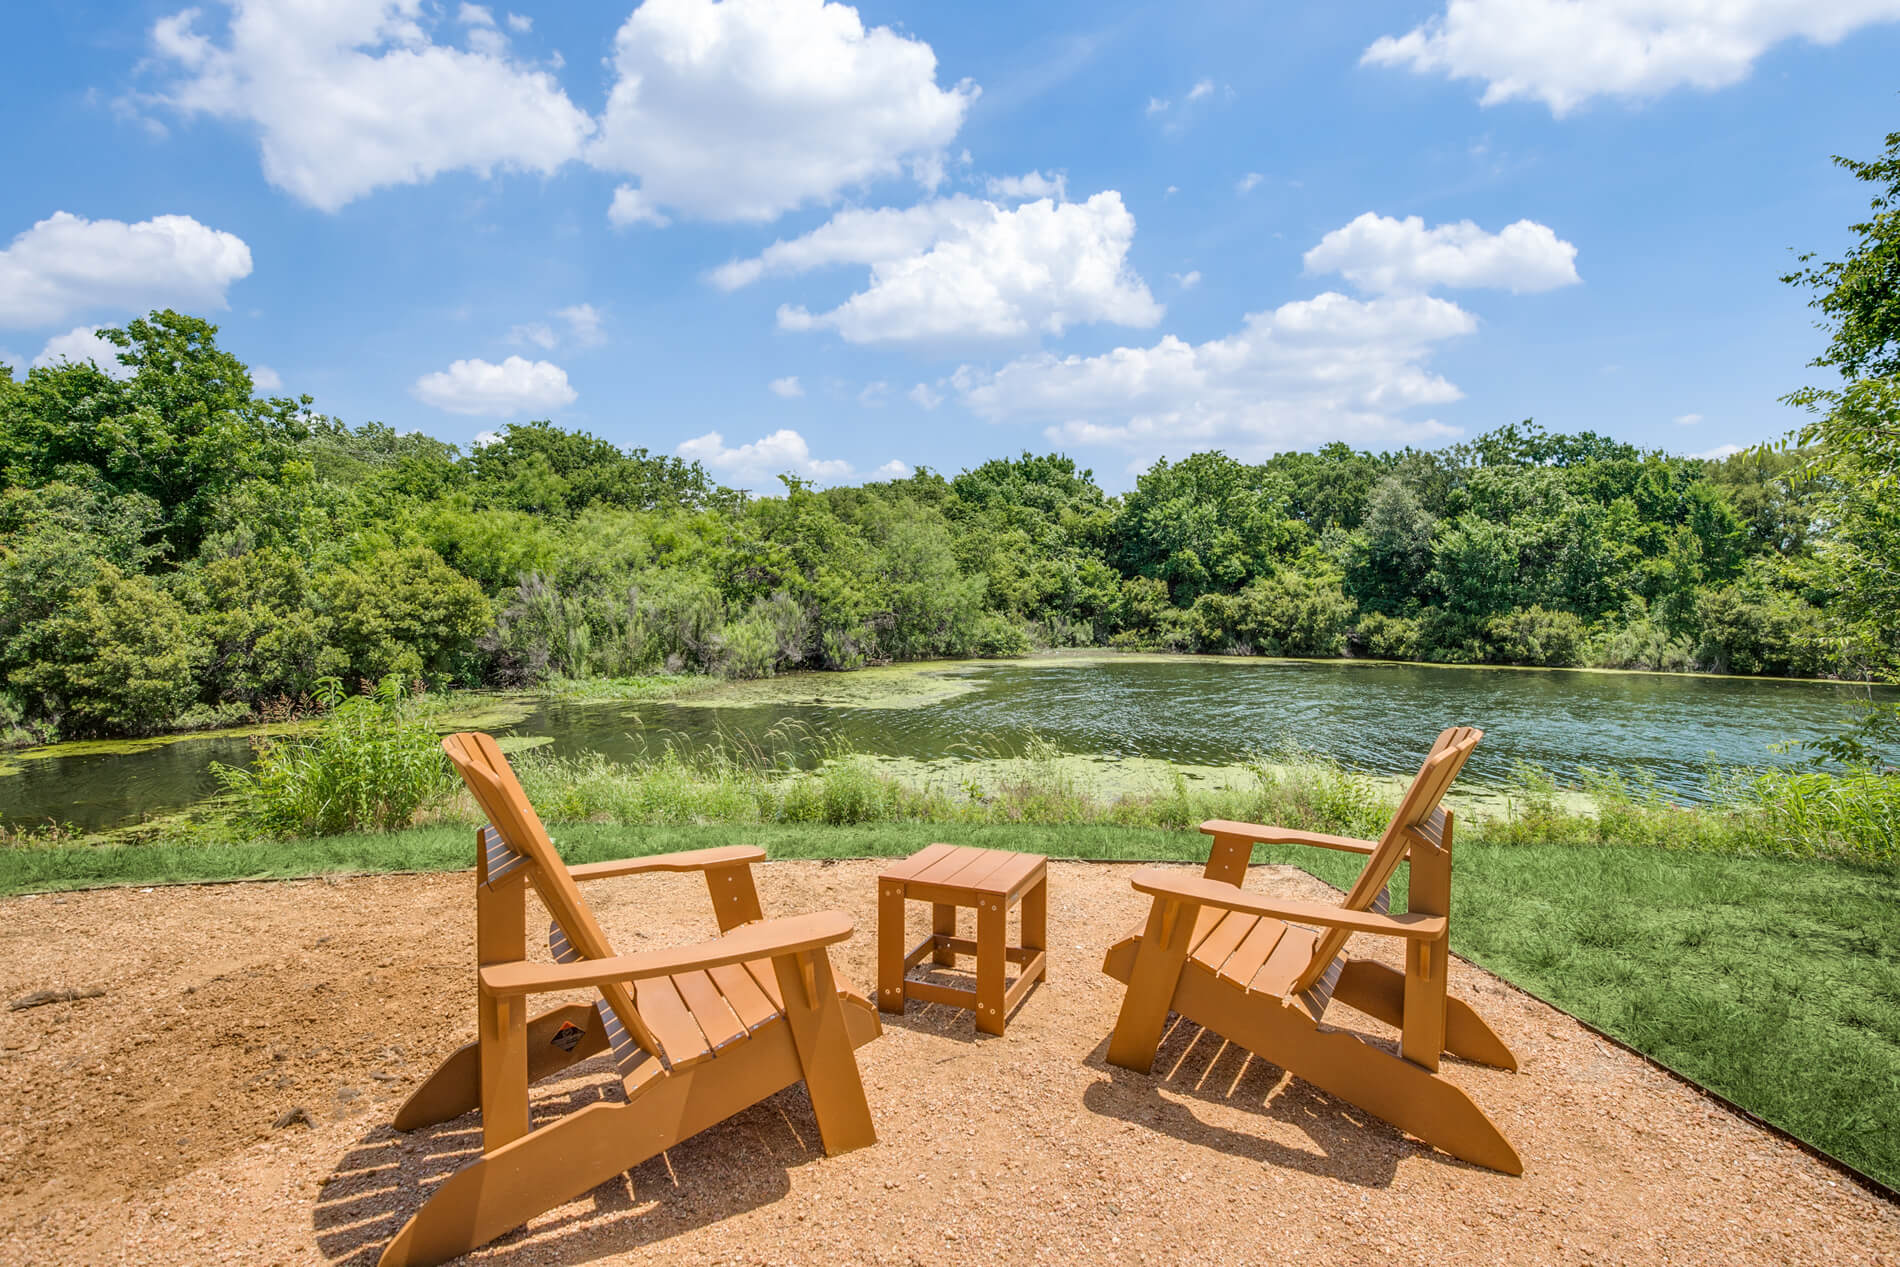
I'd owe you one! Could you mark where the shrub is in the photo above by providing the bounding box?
[214,676,453,836]
[9,565,203,735]
[1487,605,1587,667]
[1352,611,1422,661]
[969,613,1032,658]
[1416,608,1490,663]
[1693,584,1834,676]
[317,546,491,685]
[1590,615,1694,672]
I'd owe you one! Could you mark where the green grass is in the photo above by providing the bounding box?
[4,821,1895,1191]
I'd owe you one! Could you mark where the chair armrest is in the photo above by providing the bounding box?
[1199,819,1378,856]
[480,910,853,997]
[566,845,766,882]
[1129,867,1445,940]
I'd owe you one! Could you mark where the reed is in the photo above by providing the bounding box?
[212,676,454,836]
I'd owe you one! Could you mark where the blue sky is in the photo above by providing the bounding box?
[4,1,1899,491]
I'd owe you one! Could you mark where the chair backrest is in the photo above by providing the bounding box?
[1291,726,1481,994]
[441,731,660,1063]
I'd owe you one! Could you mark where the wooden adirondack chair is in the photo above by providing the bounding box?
[1101,726,1523,1174]
[379,732,881,1266]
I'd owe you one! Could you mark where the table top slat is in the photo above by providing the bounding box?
[935,848,1019,892]
[977,850,1047,897]
[878,842,958,882]
[910,845,993,886]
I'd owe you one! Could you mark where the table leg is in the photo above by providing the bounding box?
[1022,868,1048,984]
[976,895,1006,1035]
[877,881,906,1014]
[932,902,958,966]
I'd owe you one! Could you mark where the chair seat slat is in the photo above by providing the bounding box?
[671,969,748,1052]
[708,962,780,1033]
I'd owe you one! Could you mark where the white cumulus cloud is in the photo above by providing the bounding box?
[554,303,605,347]
[768,375,804,398]
[1304,213,1581,295]
[590,0,976,224]
[985,170,1067,201]
[1695,443,1745,460]
[908,383,943,409]
[0,211,252,329]
[1236,172,1263,194]
[1675,412,1703,426]
[149,0,594,212]
[876,459,912,478]
[32,326,134,379]
[1363,0,1900,115]
[507,321,556,350]
[751,191,1161,344]
[1172,270,1202,290]
[507,303,605,351]
[953,288,1481,471]
[251,365,284,391]
[413,355,575,415]
[677,427,853,487]
[709,197,982,291]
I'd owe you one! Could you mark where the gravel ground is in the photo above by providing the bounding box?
[2,858,1896,1266]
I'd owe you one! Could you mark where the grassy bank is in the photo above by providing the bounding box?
[4,821,1896,1192]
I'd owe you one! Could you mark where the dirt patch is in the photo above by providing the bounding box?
[1,860,1895,1265]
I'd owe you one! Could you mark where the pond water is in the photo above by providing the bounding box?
[3,655,1888,833]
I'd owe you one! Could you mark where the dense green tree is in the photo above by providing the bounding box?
[1349,476,1436,614]
[0,299,1879,741]
[1783,126,1900,381]
[466,419,718,515]
[0,312,309,558]
[1112,452,1298,600]
[1784,124,1900,679]
[10,565,203,735]
[317,547,491,684]
[185,549,332,701]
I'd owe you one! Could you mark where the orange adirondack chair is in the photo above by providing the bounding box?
[1101,726,1522,1173]
[380,732,881,1266]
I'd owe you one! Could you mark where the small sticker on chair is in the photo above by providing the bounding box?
[549,1022,584,1052]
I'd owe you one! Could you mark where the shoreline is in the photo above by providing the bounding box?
[6,646,1889,764]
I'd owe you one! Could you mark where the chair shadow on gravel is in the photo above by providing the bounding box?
[313,1055,832,1267]
[1081,1013,1483,1187]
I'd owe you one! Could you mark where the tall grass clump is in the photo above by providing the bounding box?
[1751,766,1900,863]
[488,730,1395,836]
[214,676,454,836]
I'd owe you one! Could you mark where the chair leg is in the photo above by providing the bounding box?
[1332,960,1518,1071]
[378,1022,812,1267]
[1106,898,1195,1073]
[393,1003,607,1131]
[773,950,877,1155]
[1170,966,1521,1175]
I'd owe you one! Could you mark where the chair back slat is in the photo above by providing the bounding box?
[1291,726,1481,993]
[443,732,665,1064]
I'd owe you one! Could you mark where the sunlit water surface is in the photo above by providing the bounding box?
[4,656,1888,832]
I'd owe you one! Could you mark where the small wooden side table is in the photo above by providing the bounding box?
[877,845,1048,1035]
